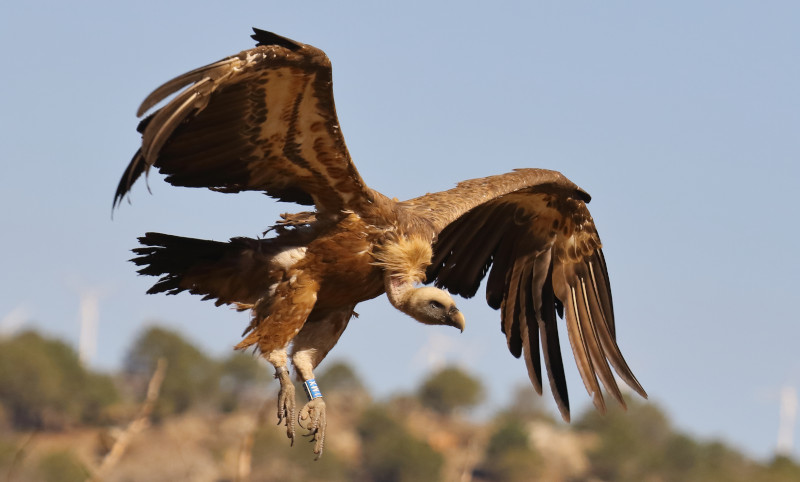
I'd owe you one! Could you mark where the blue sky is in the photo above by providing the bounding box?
[2,1,798,460]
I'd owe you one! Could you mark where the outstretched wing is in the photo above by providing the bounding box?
[403,169,647,421]
[114,28,373,216]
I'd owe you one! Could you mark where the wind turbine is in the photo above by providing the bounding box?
[777,384,798,457]
[67,277,111,367]
[78,289,101,366]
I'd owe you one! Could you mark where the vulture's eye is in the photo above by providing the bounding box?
[429,300,445,310]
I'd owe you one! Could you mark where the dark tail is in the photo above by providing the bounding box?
[131,232,279,307]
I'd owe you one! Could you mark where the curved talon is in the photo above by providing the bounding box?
[298,397,327,459]
[275,368,296,444]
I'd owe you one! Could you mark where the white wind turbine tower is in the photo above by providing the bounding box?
[777,384,798,457]
[74,286,106,367]
[67,276,111,367]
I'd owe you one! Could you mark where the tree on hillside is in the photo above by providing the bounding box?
[576,396,673,480]
[218,352,270,412]
[417,365,484,415]
[317,360,365,393]
[474,417,544,481]
[574,396,785,482]
[35,450,90,482]
[357,405,443,482]
[124,325,219,418]
[505,385,552,421]
[763,456,800,481]
[0,331,118,429]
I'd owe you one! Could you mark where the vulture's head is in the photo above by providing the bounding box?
[405,287,465,332]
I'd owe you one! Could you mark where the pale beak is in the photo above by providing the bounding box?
[448,310,466,333]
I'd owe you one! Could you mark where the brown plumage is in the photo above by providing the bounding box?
[116,28,646,457]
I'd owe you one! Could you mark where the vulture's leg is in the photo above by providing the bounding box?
[290,306,355,459]
[264,348,296,444]
[234,271,321,446]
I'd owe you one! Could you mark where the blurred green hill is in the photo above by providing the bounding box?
[0,326,797,481]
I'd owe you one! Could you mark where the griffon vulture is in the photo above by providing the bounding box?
[114,28,647,458]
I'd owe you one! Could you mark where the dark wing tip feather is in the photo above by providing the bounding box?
[585,252,648,400]
[503,265,524,359]
[519,262,543,395]
[540,261,571,422]
[251,28,302,50]
[113,149,147,210]
[113,114,157,211]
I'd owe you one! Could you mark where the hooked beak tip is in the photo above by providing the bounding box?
[451,311,466,333]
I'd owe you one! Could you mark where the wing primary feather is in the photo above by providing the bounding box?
[142,78,211,162]
[137,58,237,117]
[251,28,303,50]
[564,279,606,414]
[143,92,199,162]
[501,258,524,358]
[539,257,570,421]
[161,132,249,172]
[576,275,624,407]
[436,206,496,279]
[584,257,647,398]
[428,203,515,286]
[448,227,506,297]
[435,204,513,297]
[519,261,543,394]
[427,221,471,277]
[590,250,616,336]
[113,149,147,209]
[429,204,495,274]
[163,101,244,143]
[485,233,518,309]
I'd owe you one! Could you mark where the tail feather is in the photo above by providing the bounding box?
[131,232,280,307]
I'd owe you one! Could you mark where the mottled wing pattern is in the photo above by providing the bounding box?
[400,169,590,235]
[406,170,646,421]
[114,29,372,215]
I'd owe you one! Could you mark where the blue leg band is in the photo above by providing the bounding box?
[304,378,323,400]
